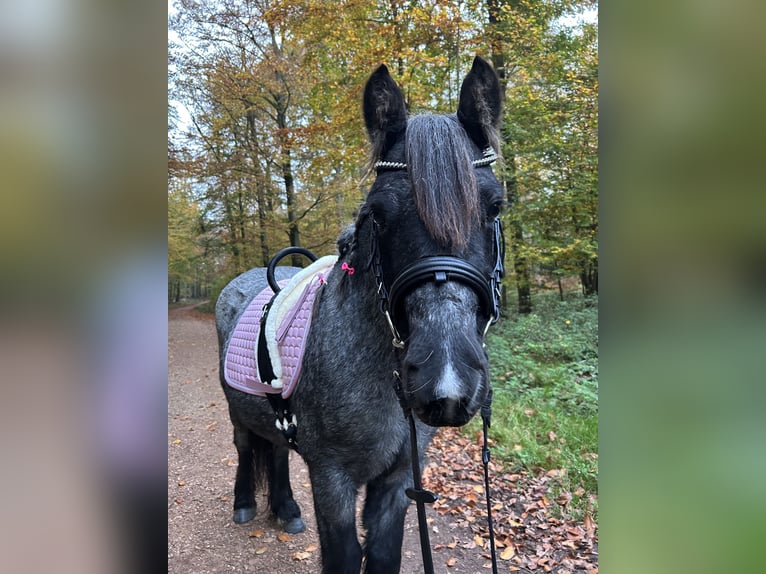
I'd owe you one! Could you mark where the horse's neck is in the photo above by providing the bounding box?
[313,268,395,365]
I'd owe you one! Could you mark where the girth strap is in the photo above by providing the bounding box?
[258,245,321,452]
[257,296,299,451]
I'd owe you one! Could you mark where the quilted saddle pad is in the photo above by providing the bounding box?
[223,256,337,398]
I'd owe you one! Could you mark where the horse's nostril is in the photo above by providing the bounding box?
[414,398,473,427]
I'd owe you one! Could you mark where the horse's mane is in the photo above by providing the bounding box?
[405,113,479,251]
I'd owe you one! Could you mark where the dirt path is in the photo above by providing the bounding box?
[168,304,492,573]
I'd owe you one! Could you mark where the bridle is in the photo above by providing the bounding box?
[371,147,505,349]
[369,147,505,574]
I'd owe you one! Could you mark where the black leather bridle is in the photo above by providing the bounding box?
[369,149,505,574]
[369,170,505,349]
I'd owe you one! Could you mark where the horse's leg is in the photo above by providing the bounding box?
[268,444,305,534]
[311,468,362,574]
[231,425,257,524]
[362,462,411,574]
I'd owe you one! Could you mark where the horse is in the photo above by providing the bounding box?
[215,56,504,574]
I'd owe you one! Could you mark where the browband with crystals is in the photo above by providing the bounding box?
[374,147,498,172]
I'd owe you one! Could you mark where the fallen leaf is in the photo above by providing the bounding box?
[305,544,318,552]
[500,545,516,560]
[177,480,186,486]
[172,439,181,445]
[254,546,267,555]
[474,534,484,548]
[446,557,457,567]
[293,551,311,561]
[556,492,572,506]
[248,529,265,538]
[584,514,596,537]
[277,532,292,542]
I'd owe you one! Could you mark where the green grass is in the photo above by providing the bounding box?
[469,291,598,515]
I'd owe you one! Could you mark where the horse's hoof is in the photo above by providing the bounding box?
[280,517,306,534]
[233,507,256,524]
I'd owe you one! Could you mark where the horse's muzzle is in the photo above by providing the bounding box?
[413,397,476,427]
[402,336,489,427]
[399,281,490,427]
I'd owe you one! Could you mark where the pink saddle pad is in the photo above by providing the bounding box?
[223,273,324,398]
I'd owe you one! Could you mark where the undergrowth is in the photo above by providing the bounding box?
[471,291,598,516]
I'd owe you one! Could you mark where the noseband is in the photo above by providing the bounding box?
[371,148,505,349]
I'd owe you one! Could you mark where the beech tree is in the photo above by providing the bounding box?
[168,0,598,305]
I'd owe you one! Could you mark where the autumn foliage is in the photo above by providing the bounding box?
[168,0,598,311]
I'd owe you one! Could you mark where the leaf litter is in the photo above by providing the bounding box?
[423,427,598,573]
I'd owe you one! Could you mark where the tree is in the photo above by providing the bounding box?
[168,0,598,302]
[168,177,202,302]
[485,0,597,311]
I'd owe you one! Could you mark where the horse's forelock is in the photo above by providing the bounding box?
[405,114,479,250]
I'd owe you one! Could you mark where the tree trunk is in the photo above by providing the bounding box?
[487,0,532,315]
[221,184,244,274]
[275,108,302,267]
[236,180,248,267]
[245,108,271,267]
[581,257,598,296]
[503,153,532,314]
[257,185,270,267]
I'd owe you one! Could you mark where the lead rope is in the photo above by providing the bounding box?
[396,371,499,574]
[392,370,436,574]
[481,388,499,574]
[406,412,437,574]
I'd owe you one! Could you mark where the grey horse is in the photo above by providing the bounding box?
[216,56,504,574]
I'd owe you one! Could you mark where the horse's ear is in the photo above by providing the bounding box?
[457,56,502,151]
[363,64,407,158]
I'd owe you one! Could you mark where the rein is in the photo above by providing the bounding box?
[371,149,504,574]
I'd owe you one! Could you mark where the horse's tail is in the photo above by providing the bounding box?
[251,432,274,505]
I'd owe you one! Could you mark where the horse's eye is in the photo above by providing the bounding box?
[372,210,387,230]
[488,200,504,219]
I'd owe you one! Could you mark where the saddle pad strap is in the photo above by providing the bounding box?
[276,280,313,342]
[257,299,278,384]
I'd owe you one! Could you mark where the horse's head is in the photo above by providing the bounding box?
[356,56,505,427]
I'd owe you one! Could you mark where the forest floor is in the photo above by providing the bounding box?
[168,304,598,573]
